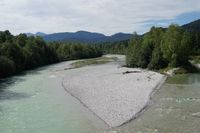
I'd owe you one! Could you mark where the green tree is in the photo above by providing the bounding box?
[126,32,142,67]
[16,34,27,47]
[148,47,168,69]
[0,56,15,78]
[0,42,25,71]
[0,30,13,43]
[161,25,192,67]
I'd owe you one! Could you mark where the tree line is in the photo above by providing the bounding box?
[126,24,199,70]
[49,42,102,61]
[97,40,129,54]
[1,24,199,78]
[0,31,102,78]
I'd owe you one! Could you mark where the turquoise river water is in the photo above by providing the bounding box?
[0,61,200,133]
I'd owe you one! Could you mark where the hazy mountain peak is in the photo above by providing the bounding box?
[25,32,46,37]
[35,32,46,36]
[42,31,131,43]
[182,19,200,32]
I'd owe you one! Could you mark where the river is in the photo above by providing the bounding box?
[0,62,107,133]
[0,60,200,133]
[117,74,200,133]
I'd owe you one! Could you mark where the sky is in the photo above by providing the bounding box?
[0,0,200,35]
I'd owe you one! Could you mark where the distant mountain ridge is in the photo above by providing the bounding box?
[25,32,46,37]
[182,19,200,32]
[26,31,132,43]
[25,19,200,43]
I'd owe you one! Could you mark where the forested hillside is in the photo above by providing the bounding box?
[183,19,200,33]
[0,31,102,78]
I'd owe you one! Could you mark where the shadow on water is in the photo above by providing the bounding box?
[0,106,3,116]
[0,75,32,101]
[0,62,55,102]
[0,62,48,88]
[0,76,26,90]
[0,90,30,101]
[15,68,43,77]
[167,74,200,84]
[2,62,52,80]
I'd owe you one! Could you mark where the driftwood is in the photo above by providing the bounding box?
[123,71,141,75]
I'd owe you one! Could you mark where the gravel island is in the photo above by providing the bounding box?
[62,55,166,127]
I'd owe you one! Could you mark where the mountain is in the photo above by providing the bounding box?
[23,19,200,43]
[106,33,132,42]
[35,32,46,37]
[43,31,105,42]
[25,33,35,37]
[42,31,132,43]
[25,32,46,37]
[182,19,200,32]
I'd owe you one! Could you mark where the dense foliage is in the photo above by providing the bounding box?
[126,25,195,70]
[0,31,102,78]
[183,19,200,54]
[49,42,102,61]
[1,21,200,78]
[97,40,129,54]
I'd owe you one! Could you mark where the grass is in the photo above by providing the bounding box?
[70,56,117,69]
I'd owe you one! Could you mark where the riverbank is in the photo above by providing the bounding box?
[62,55,166,127]
[1,55,200,133]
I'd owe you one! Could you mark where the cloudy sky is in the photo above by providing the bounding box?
[0,0,200,35]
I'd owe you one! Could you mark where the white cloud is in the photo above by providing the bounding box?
[0,0,200,35]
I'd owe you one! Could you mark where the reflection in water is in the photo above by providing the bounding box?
[0,66,44,89]
[0,90,30,101]
[167,74,200,84]
[0,77,26,89]
[0,77,30,101]
[0,106,3,113]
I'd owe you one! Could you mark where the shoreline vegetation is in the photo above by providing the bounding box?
[126,25,200,74]
[1,22,200,79]
[0,31,102,79]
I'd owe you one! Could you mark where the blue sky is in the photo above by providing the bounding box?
[174,11,200,25]
[143,11,200,29]
[0,0,200,35]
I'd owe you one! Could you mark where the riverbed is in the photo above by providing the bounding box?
[62,56,165,127]
[0,58,200,133]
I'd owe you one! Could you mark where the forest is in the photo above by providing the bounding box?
[97,40,129,54]
[0,31,102,78]
[126,24,200,71]
[1,23,200,79]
